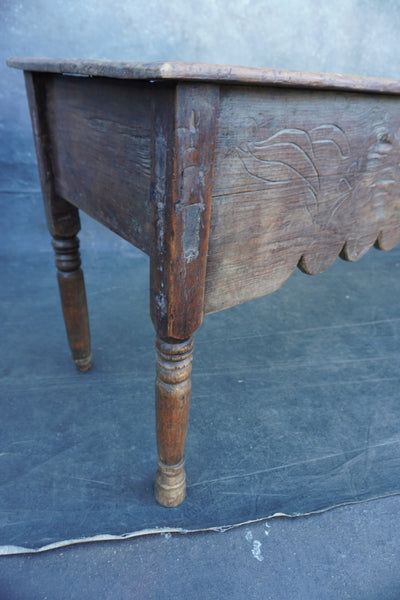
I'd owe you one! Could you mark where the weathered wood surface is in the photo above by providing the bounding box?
[10,59,400,508]
[7,57,400,94]
[24,72,81,239]
[204,86,400,314]
[52,236,92,371]
[45,74,152,252]
[154,336,193,507]
[24,71,92,370]
[150,83,219,340]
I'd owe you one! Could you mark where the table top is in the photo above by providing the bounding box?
[7,57,400,95]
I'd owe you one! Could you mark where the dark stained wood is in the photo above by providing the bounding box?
[52,236,92,371]
[8,57,400,95]
[24,72,81,238]
[150,83,219,340]
[154,336,193,507]
[149,83,219,506]
[24,71,92,371]
[9,58,400,507]
[45,74,152,253]
[204,85,400,314]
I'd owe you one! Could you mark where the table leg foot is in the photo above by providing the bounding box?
[155,459,186,507]
[52,235,92,371]
[155,336,193,507]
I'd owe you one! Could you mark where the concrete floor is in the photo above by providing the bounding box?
[1,496,400,600]
[1,166,400,599]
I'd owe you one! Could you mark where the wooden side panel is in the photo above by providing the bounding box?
[205,86,400,314]
[43,74,152,252]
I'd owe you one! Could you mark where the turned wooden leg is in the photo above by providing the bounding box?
[155,336,193,507]
[52,234,92,372]
[22,73,92,372]
[149,85,219,505]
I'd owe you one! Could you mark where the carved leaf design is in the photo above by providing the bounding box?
[309,124,350,158]
[237,124,352,222]
[348,127,400,254]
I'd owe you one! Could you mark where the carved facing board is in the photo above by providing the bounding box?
[205,86,400,313]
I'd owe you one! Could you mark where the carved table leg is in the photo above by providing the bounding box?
[155,336,194,507]
[52,234,92,371]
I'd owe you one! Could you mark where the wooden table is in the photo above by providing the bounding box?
[7,58,400,507]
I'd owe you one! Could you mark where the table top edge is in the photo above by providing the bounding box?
[7,57,400,95]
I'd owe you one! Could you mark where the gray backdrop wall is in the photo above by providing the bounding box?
[3,1,400,157]
[1,0,400,248]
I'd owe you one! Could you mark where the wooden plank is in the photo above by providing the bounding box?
[8,57,400,95]
[205,86,400,314]
[44,74,152,252]
[150,83,220,340]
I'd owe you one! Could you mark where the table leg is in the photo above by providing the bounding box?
[155,336,194,507]
[52,234,92,371]
[150,84,219,505]
[23,72,92,372]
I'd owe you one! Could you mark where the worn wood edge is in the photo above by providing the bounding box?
[154,336,194,507]
[204,231,400,315]
[7,58,400,95]
[155,459,186,507]
[150,83,220,340]
[23,72,82,238]
[300,230,400,273]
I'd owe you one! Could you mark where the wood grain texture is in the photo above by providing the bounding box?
[8,57,400,94]
[11,59,400,510]
[150,83,219,339]
[24,71,92,371]
[52,236,92,371]
[205,86,400,314]
[44,74,152,252]
[155,336,193,507]
[24,72,81,238]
